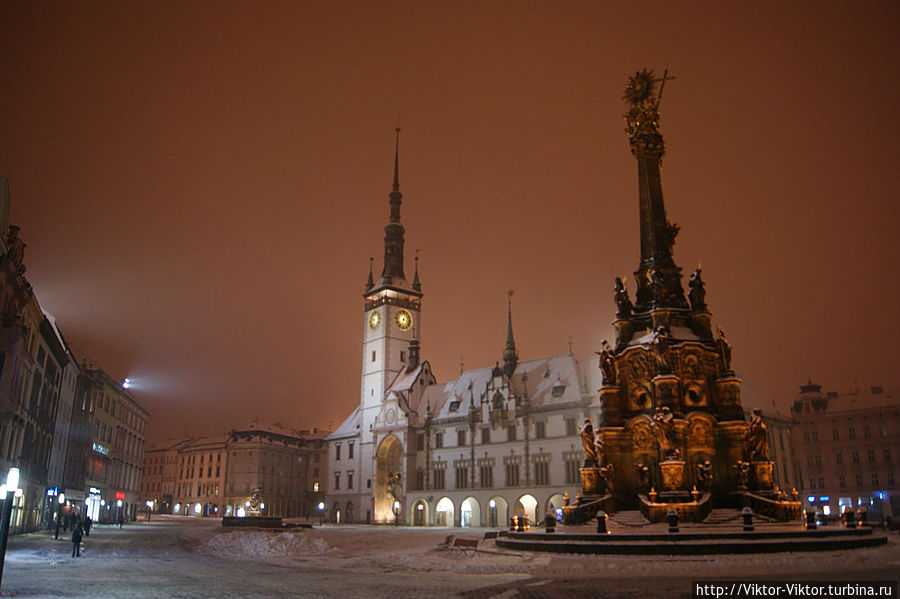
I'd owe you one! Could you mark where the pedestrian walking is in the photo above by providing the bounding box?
[117,514,124,528]
[84,516,92,536]
[71,522,83,557]
[54,514,61,540]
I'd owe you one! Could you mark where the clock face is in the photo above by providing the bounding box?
[394,308,413,331]
[368,311,381,330]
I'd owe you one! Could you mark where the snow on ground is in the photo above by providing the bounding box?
[0,517,897,598]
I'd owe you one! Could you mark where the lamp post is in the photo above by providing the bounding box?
[55,493,65,539]
[318,502,324,525]
[393,500,400,527]
[116,499,123,527]
[145,500,153,522]
[0,468,21,591]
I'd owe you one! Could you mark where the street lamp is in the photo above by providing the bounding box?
[0,468,21,591]
[55,493,65,539]
[393,500,401,527]
[145,500,153,522]
[318,501,325,525]
[116,499,123,527]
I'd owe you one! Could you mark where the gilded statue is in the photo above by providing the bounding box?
[652,406,680,460]
[594,431,606,466]
[598,340,617,385]
[746,408,769,462]
[651,325,671,374]
[623,69,668,158]
[715,326,733,374]
[688,267,707,312]
[696,460,713,492]
[580,418,597,466]
[614,276,633,318]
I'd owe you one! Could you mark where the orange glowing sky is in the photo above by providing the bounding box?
[1,1,898,440]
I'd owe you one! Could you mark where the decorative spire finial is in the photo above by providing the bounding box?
[503,290,518,377]
[392,126,400,194]
[366,256,374,291]
[413,250,421,292]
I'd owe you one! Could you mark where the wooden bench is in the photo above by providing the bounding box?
[447,537,479,555]
[483,531,498,540]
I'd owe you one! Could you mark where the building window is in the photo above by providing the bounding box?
[871,474,879,486]
[884,449,892,462]
[839,475,846,489]
[814,455,821,466]
[852,451,859,464]
[818,477,824,489]
[803,432,810,443]
[811,431,819,442]
[481,428,490,444]
[455,466,468,489]
[835,452,843,465]
[371,351,376,362]
[565,455,580,484]
[417,433,425,450]
[535,421,546,439]
[435,433,443,449]
[433,468,445,490]
[806,455,814,467]
[507,425,517,442]
[457,430,466,446]
[505,462,520,487]
[849,427,856,439]
[416,470,424,490]
[313,482,319,492]
[855,474,863,488]
[566,418,577,437]
[334,472,340,490]
[868,450,875,463]
[400,350,406,363]
[888,473,895,487]
[534,459,550,486]
[479,464,493,488]
[809,478,816,490]
[348,442,354,460]
[347,472,354,489]
[832,429,839,441]
[863,426,871,439]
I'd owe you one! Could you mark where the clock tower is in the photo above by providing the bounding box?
[360,128,423,431]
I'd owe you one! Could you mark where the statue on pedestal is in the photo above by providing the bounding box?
[650,325,672,374]
[652,406,680,460]
[735,461,750,490]
[594,431,606,466]
[580,419,598,466]
[688,267,707,312]
[746,408,769,461]
[715,326,733,375]
[598,340,617,385]
[614,276,633,318]
[696,460,713,491]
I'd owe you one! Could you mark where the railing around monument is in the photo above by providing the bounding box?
[638,492,712,523]
[739,492,802,521]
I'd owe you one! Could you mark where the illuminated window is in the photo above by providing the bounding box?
[313,482,319,492]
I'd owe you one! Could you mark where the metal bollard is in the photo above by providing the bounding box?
[545,513,556,533]
[596,510,608,534]
[667,508,679,533]
[742,507,754,532]
[805,510,817,530]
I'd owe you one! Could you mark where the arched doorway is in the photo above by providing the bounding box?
[514,494,538,525]
[486,496,508,528]
[460,497,480,527]
[435,497,454,527]
[546,494,565,519]
[345,501,354,524]
[332,501,341,524]
[412,499,428,526]
[375,435,404,523]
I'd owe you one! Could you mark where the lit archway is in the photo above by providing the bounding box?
[546,493,565,520]
[435,497,454,527]
[412,499,428,526]
[345,501,354,524]
[375,435,404,523]
[460,497,481,527]
[514,494,538,524]
[332,501,341,524]
[486,496,508,528]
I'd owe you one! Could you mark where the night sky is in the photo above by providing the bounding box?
[2,2,897,442]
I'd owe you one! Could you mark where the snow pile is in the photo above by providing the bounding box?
[206,530,331,559]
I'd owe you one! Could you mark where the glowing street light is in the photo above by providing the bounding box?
[0,468,21,590]
[122,378,132,389]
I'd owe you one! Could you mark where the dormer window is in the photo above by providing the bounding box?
[552,384,566,398]
[448,399,461,412]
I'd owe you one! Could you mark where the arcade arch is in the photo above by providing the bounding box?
[486,496,508,528]
[375,435,403,523]
[514,494,538,523]
[412,499,428,526]
[435,497,454,527]
[460,497,480,527]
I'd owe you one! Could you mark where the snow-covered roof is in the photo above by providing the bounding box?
[326,406,361,441]
[387,364,424,395]
[145,437,194,452]
[825,387,898,412]
[423,353,590,420]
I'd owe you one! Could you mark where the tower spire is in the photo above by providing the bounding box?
[503,290,518,377]
[413,252,421,292]
[381,127,406,282]
[366,256,374,291]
